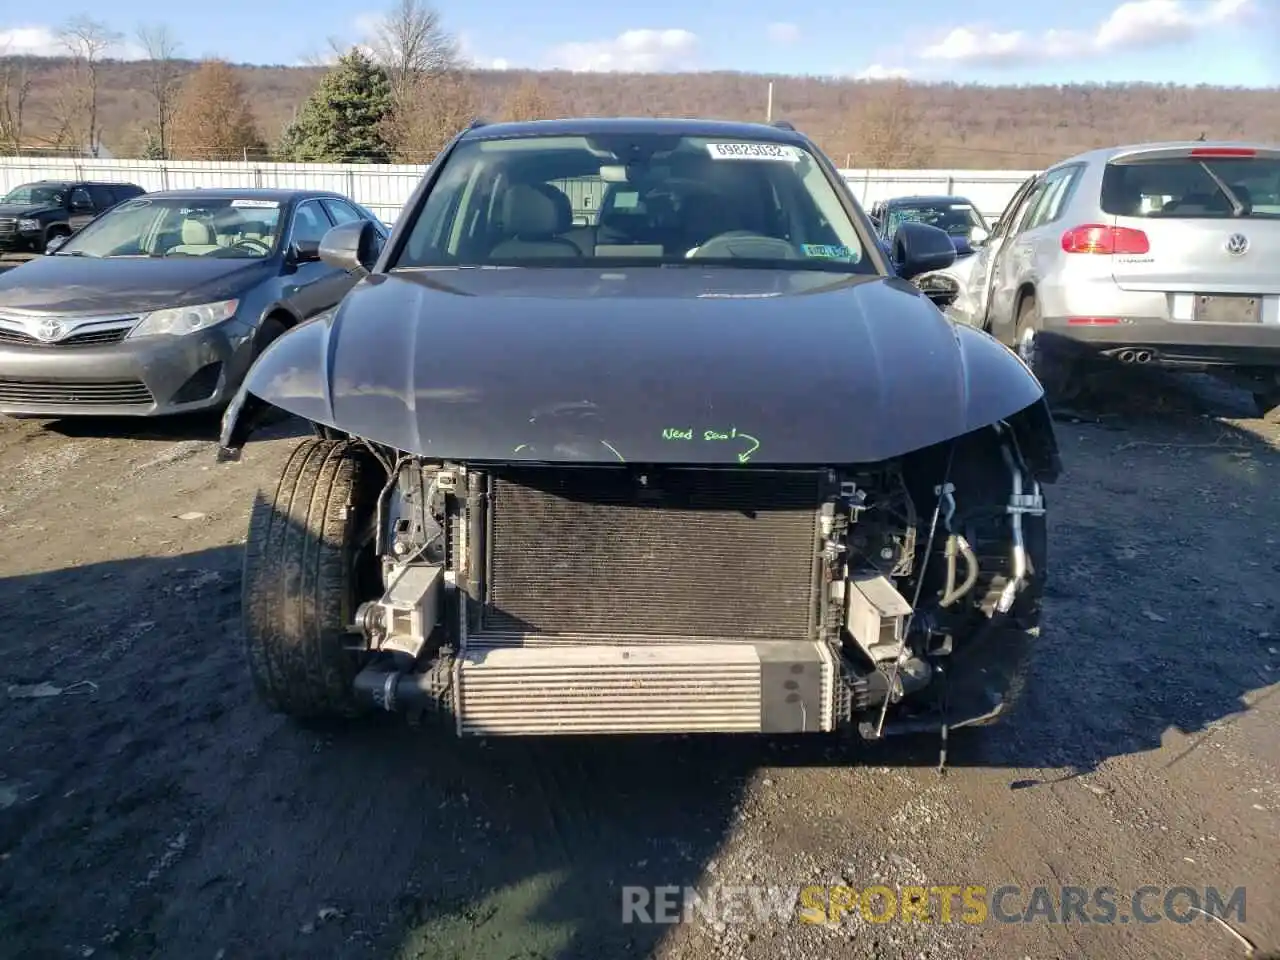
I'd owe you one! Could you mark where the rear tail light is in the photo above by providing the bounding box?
[1061,224,1150,255]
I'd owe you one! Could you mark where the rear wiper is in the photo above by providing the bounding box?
[1197,161,1246,217]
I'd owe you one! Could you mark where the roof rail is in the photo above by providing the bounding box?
[770,120,796,131]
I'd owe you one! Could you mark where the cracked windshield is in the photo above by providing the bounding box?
[0,1,1277,959]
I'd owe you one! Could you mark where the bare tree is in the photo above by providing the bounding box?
[136,23,183,159]
[366,0,461,102]
[0,53,33,153]
[57,16,123,155]
[846,80,930,169]
[500,79,559,122]
[169,59,267,160]
[381,71,477,162]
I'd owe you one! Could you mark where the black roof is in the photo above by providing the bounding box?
[882,194,977,206]
[462,117,808,145]
[28,179,142,187]
[140,187,333,202]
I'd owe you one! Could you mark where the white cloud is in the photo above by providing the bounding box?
[767,23,801,44]
[545,28,698,72]
[0,23,145,59]
[0,25,62,56]
[921,0,1253,66]
[855,63,912,80]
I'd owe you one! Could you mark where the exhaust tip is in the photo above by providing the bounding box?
[1118,349,1136,363]
[1134,350,1152,363]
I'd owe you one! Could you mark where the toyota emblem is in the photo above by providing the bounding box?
[1225,233,1249,256]
[33,318,65,342]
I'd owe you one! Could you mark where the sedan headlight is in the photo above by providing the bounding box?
[129,299,239,338]
[17,218,39,231]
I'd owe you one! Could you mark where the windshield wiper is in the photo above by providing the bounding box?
[1197,161,1247,217]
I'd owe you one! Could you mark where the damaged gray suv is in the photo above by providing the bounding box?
[218,117,1060,747]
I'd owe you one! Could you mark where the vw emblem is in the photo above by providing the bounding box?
[1225,233,1249,256]
[33,318,65,342]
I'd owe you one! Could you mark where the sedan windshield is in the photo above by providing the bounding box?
[56,196,283,259]
[394,133,875,273]
[3,184,66,206]
[885,200,988,239]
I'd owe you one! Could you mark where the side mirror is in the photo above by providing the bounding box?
[289,238,322,263]
[969,226,990,247]
[44,234,69,254]
[915,271,960,309]
[892,222,957,280]
[319,220,380,274]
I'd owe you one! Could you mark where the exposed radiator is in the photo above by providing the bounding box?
[474,466,826,643]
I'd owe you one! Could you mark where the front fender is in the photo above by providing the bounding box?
[217,311,338,460]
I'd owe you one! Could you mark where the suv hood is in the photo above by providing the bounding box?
[0,254,273,316]
[0,203,61,219]
[231,266,1045,465]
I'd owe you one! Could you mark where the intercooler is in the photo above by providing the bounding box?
[453,466,839,736]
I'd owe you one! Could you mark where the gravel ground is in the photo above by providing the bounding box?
[0,368,1277,960]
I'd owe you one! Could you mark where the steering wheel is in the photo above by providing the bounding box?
[686,231,799,260]
[231,238,270,254]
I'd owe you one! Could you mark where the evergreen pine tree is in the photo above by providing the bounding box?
[278,48,394,163]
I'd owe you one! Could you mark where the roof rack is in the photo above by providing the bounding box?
[770,120,796,131]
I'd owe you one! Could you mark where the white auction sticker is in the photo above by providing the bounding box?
[706,142,800,162]
[230,198,280,208]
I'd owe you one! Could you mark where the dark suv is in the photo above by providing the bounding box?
[0,180,147,253]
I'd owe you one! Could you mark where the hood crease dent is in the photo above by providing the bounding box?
[238,267,1045,466]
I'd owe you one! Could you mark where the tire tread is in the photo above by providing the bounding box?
[241,438,373,719]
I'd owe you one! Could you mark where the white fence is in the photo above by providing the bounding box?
[0,157,1037,225]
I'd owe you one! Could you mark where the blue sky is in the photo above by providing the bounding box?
[1,0,1275,86]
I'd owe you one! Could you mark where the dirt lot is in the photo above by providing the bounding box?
[0,370,1277,960]
[0,253,35,273]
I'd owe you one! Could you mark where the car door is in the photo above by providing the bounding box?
[985,165,1084,343]
[968,175,1043,330]
[280,199,343,321]
[66,186,98,232]
[86,184,118,214]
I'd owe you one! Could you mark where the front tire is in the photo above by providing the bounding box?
[43,227,70,253]
[241,438,381,720]
[1015,295,1082,405]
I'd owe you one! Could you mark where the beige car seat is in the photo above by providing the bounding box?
[168,218,221,256]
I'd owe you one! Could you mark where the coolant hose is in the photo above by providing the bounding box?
[939,533,979,607]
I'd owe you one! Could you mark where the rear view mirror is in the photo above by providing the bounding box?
[892,222,957,280]
[319,220,381,274]
[290,238,322,263]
